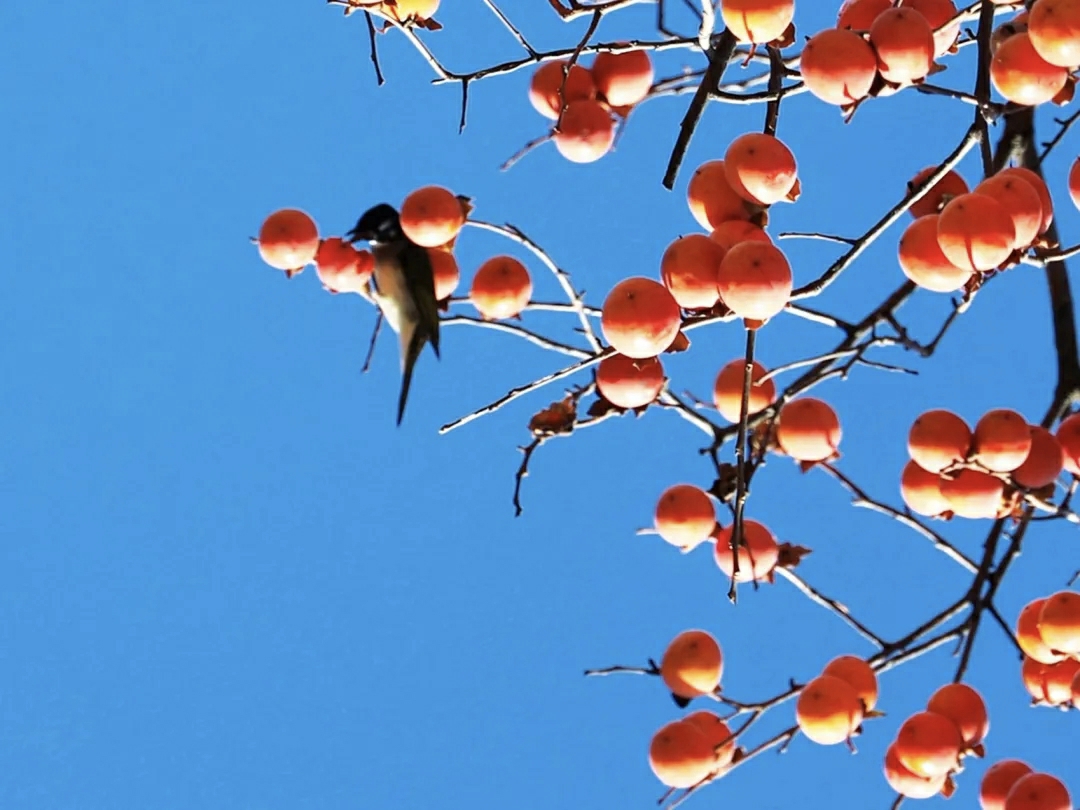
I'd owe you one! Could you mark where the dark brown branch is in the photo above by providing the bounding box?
[364,11,385,85]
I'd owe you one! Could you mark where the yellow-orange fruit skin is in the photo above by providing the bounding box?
[400,186,466,248]
[661,234,725,310]
[721,0,795,43]
[926,682,989,747]
[1003,772,1073,810]
[1038,590,1080,655]
[712,359,776,422]
[258,208,320,271]
[1012,425,1064,489]
[895,710,964,778]
[885,743,947,799]
[902,0,961,57]
[1028,0,1080,68]
[716,241,793,320]
[723,133,798,205]
[795,675,864,745]
[683,711,736,769]
[800,28,879,106]
[908,167,970,219]
[1070,156,1080,211]
[1056,412,1080,474]
[973,408,1033,472]
[936,193,1017,272]
[839,0,892,30]
[777,398,842,462]
[981,760,1035,810]
[908,409,972,473]
[591,49,654,107]
[528,61,596,119]
[428,249,460,301]
[974,173,1045,250]
[596,354,665,410]
[470,256,533,320]
[898,215,973,293]
[648,720,717,789]
[553,100,615,164]
[710,221,773,250]
[870,8,936,84]
[687,160,755,230]
[601,277,682,359]
[940,469,1005,519]
[713,520,780,582]
[315,237,372,294]
[1040,657,1080,704]
[999,167,1054,233]
[1016,598,1068,665]
[991,31,1069,106]
[822,655,879,711]
[901,460,951,517]
[660,630,724,699]
[390,0,440,20]
[654,484,717,552]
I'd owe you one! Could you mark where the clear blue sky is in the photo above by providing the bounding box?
[2,3,1076,808]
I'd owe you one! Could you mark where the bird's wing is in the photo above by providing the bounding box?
[396,323,427,425]
[402,242,441,358]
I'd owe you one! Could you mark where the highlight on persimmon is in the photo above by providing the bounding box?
[654,484,717,552]
[469,255,533,320]
[601,277,683,359]
[400,185,467,248]
[660,629,724,700]
[258,208,320,274]
[776,398,842,463]
[712,359,777,422]
[596,354,665,410]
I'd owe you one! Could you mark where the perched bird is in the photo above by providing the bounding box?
[346,203,441,425]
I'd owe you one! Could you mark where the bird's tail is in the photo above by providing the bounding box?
[396,325,432,425]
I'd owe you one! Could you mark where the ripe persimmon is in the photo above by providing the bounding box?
[315,237,373,294]
[687,160,755,230]
[908,167,970,219]
[839,0,891,31]
[400,186,466,248]
[591,49,654,107]
[973,409,1033,472]
[553,100,615,163]
[936,193,1016,272]
[1040,657,1080,705]
[901,460,951,517]
[926,683,988,748]
[1028,0,1080,68]
[795,675,864,745]
[723,133,798,205]
[654,484,717,552]
[1003,772,1073,810]
[974,173,1045,250]
[898,214,974,292]
[885,744,948,799]
[940,469,1005,519]
[902,0,961,57]
[709,221,773,250]
[776,398,841,463]
[721,0,795,43]
[800,28,879,105]
[660,629,724,699]
[1073,669,1080,709]
[1012,425,1064,489]
[981,760,1035,810]
[712,359,776,422]
[870,7,936,84]
[258,208,320,272]
[1016,598,1068,665]
[713,520,780,582]
[1069,157,1080,212]
[470,256,532,319]
[601,277,682,359]
[389,0,439,20]
[822,655,879,711]
[1038,590,1080,655]
[661,234,725,310]
[1021,656,1053,702]
[908,409,972,472]
[1055,412,1080,474]
[529,60,596,119]
[716,241,793,320]
[683,711,736,769]
[999,167,1054,233]
[991,31,1069,106]
[428,248,460,301]
[992,12,1031,55]
[895,711,964,778]
[596,354,665,410]
[648,720,716,788]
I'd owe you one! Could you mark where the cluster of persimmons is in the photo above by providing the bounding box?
[900,409,1080,519]
[1015,590,1080,709]
[256,186,538,321]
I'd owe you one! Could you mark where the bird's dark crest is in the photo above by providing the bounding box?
[346,203,402,244]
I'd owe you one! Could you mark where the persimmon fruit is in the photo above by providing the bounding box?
[1012,425,1064,489]
[648,720,716,788]
[683,711,736,768]
[721,0,795,44]
[258,208,319,272]
[936,193,1017,272]
[870,7,936,84]
[795,675,864,745]
[529,60,596,119]
[973,408,1033,472]
[400,186,466,248]
[839,0,891,30]
[777,398,842,462]
[1038,590,1080,654]
[974,173,1045,250]
[687,160,755,230]
[596,354,665,409]
[660,629,724,699]
[712,359,776,422]
[908,409,972,472]
[1003,772,1072,810]
[315,237,373,294]
[885,743,948,799]
[822,655,879,711]
[1016,598,1068,665]
[470,256,532,319]
[591,49,654,107]
[710,221,773,250]
[723,133,799,205]
[926,682,989,747]
[661,234,725,310]
[601,277,682,359]
[981,760,1035,810]
[654,484,717,552]
[939,469,1005,519]
[716,241,793,320]
[898,215,973,293]
[894,710,964,778]
[908,167,970,219]
[553,100,615,163]
[1056,412,1080,474]
[990,31,1069,106]
[901,460,951,517]
[902,0,961,57]
[713,520,780,582]
[800,28,879,105]
[1028,0,1080,68]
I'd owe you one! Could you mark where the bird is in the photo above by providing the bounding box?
[346,203,441,425]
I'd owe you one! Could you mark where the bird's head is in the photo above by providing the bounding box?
[346,203,403,245]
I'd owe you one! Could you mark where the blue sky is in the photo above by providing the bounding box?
[2,2,1077,808]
